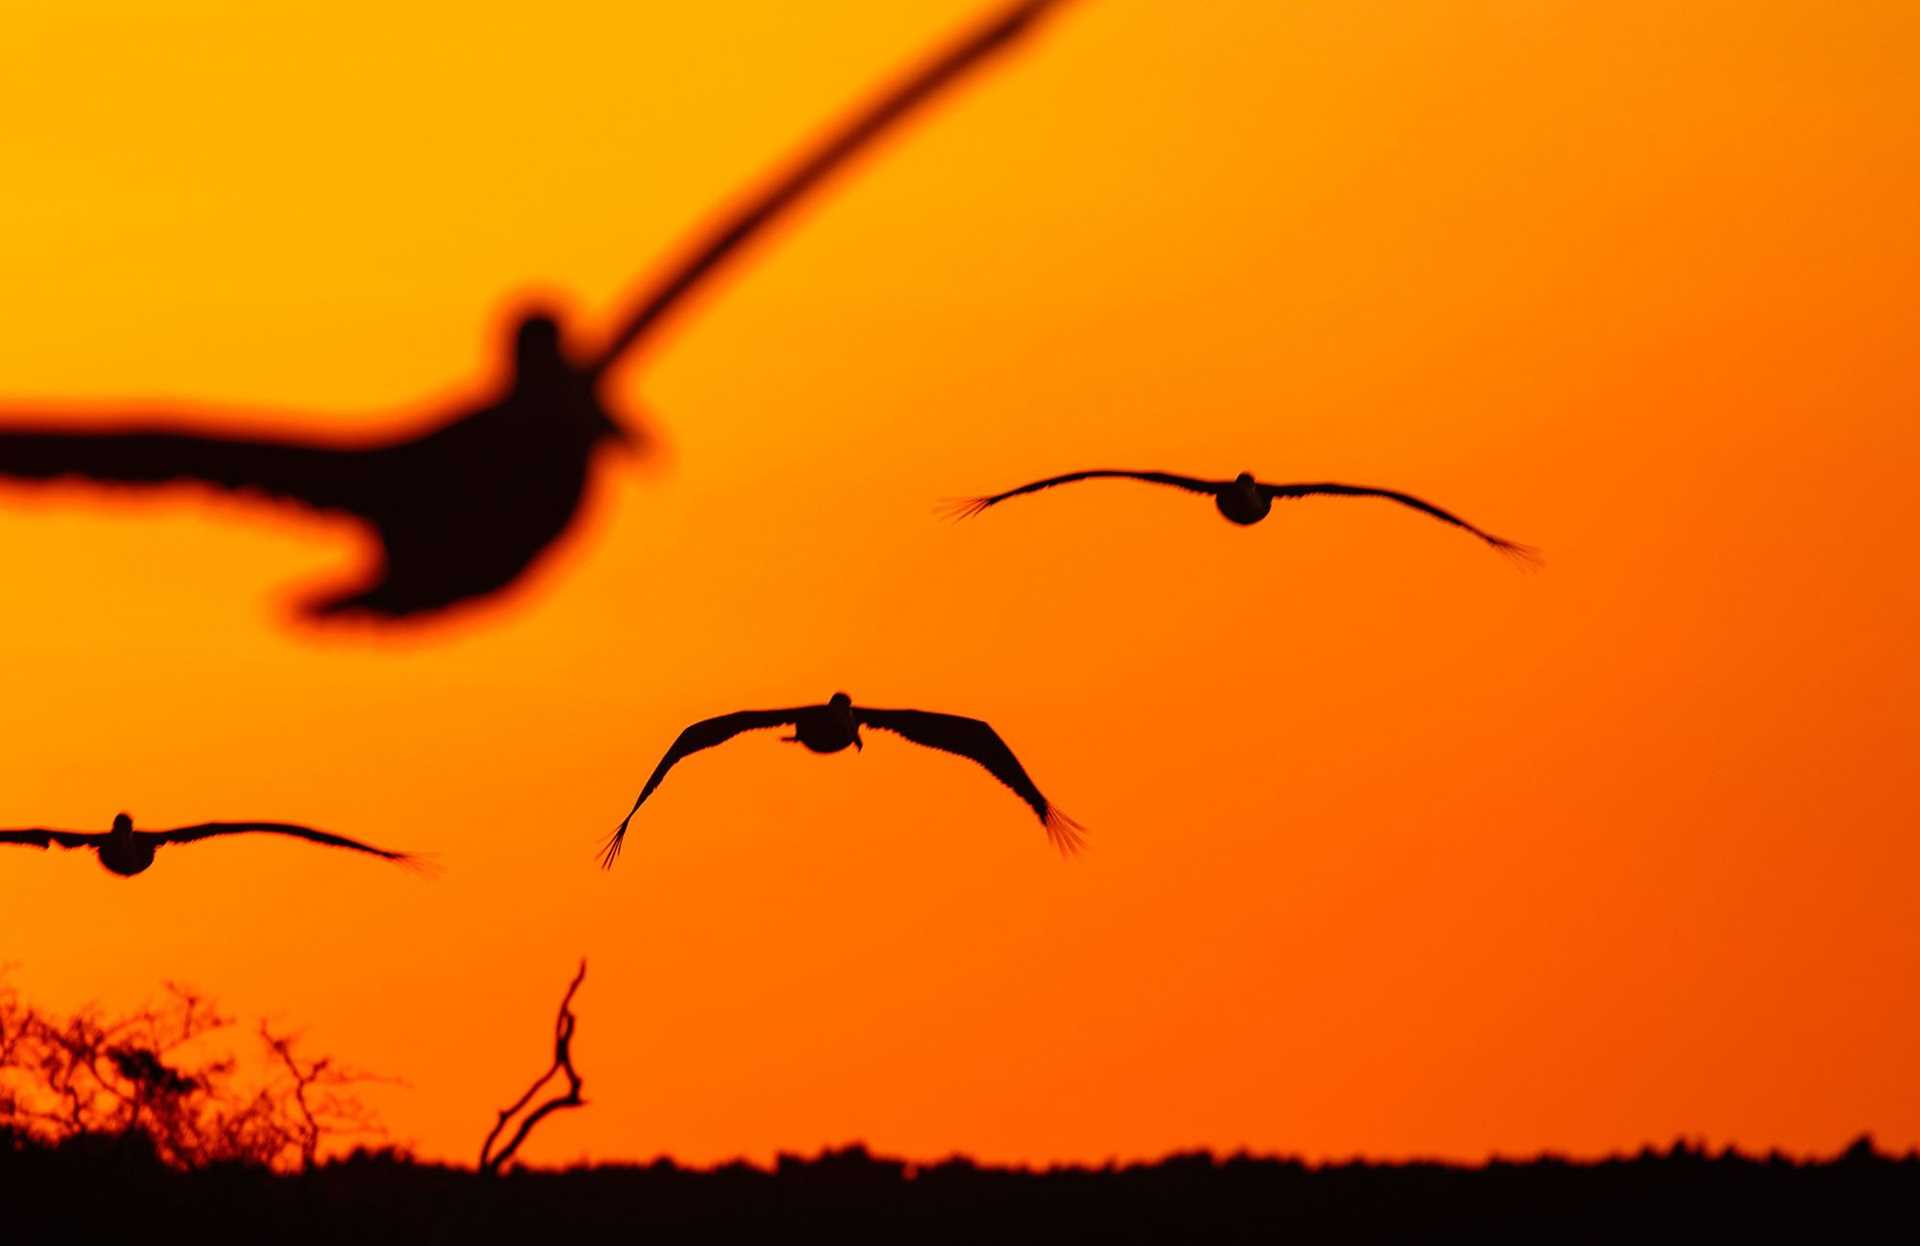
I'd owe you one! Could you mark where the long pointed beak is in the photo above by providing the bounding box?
[601,411,642,451]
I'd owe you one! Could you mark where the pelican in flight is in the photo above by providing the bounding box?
[603,692,1081,867]
[947,469,1540,563]
[0,812,417,877]
[0,0,1077,620]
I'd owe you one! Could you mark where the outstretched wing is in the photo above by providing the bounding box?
[589,0,1074,374]
[0,423,372,516]
[855,707,1083,853]
[602,707,810,867]
[154,821,417,865]
[1261,481,1541,565]
[0,828,100,850]
[943,469,1218,518]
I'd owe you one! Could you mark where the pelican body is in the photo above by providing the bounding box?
[0,311,629,618]
[788,693,865,753]
[98,813,156,877]
[1215,472,1272,525]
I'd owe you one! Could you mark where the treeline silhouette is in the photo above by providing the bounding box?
[2,1131,1909,1243]
[4,977,1908,1241]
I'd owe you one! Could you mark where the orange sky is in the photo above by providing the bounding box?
[2,0,1916,1167]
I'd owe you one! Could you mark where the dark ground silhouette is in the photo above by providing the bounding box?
[604,692,1082,867]
[3,1131,1909,1244]
[5,977,1907,1240]
[0,0,1075,622]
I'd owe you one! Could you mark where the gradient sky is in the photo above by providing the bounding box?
[2,0,1915,1167]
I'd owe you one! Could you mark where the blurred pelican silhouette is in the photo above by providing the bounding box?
[0,0,1076,620]
[603,692,1081,867]
[0,812,418,877]
[947,469,1540,563]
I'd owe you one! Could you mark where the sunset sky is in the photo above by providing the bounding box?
[2,0,1915,1167]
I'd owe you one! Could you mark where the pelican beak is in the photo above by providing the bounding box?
[601,411,641,451]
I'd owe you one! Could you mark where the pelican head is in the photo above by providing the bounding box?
[110,812,134,839]
[511,310,567,380]
[1233,471,1258,491]
[509,307,635,448]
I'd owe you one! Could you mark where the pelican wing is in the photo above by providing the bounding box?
[0,424,371,515]
[602,707,810,867]
[1261,480,1541,564]
[0,827,99,850]
[855,707,1083,852]
[154,821,416,864]
[590,0,1073,373]
[944,469,1218,518]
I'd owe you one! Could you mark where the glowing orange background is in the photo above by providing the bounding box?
[3,0,1916,1167]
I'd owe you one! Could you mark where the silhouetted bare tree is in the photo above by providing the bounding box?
[480,961,587,1175]
[259,1022,390,1171]
[0,976,388,1171]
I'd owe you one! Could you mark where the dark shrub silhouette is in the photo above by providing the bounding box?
[0,977,387,1172]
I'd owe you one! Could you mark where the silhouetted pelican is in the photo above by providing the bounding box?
[947,469,1540,563]
[603,693,1080,867]
[0,812,417,877]
[0,0,1078,620]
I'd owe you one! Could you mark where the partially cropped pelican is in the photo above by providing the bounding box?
[0,812,417,877]
[603,692,1080,867]
[947,469,1540,563]
[0,0,1079,620]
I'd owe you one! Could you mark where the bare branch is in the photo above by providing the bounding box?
[480,960,588,1175]
[259,1023,392,1171]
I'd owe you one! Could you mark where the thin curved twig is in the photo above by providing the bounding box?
[479,960,587,1175]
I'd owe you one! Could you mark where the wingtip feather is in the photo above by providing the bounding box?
[935,496,995,522]
[1488,537,1545,571]
[392,851,441,878]
[1043,805,1087,856]
[599,820,631,871]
